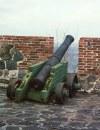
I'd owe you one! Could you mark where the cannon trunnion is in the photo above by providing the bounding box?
[7,35,80,104]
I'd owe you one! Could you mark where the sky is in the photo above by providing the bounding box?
[0,0,100,45]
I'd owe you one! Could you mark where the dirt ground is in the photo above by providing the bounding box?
[0,89,100,130]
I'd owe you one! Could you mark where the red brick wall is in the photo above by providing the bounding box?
[0,35,54,69]
[78,37,100,77]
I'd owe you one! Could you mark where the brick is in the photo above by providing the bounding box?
[0,35,54,69]
[78,37,100,77]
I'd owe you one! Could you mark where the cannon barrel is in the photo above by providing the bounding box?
[31,35,74,90]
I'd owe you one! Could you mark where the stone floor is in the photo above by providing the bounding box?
[0,89,100,130]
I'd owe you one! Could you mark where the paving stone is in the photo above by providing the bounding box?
[6,118,23,125]
[88,122,100,129]
[16,113,33,118]
[24,117,36,121]
[0,121,6,127]
[42,121,61,129]
[48,117,68,122]
[7,118,36,126]
[6,126,19,130]
[0,89,100,129]
[78,109,93,115]
[21,126,45,130]
[66,128,97,130]
[86,127,98,130]
[92,109,100,120]
[68,121,86,129]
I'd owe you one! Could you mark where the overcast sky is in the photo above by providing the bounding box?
[0,0,100,45]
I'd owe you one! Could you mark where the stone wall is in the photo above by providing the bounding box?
[0,35,54,69]
[78,37,100,92]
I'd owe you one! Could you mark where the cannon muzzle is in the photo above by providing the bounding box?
[30,35,74,90]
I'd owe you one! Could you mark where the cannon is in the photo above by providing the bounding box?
[31,35,74,90]
[7,35,80,104]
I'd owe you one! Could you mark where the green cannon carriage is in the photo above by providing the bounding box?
[7,35,80,104]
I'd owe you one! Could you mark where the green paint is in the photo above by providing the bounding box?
[15,61,68,103]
